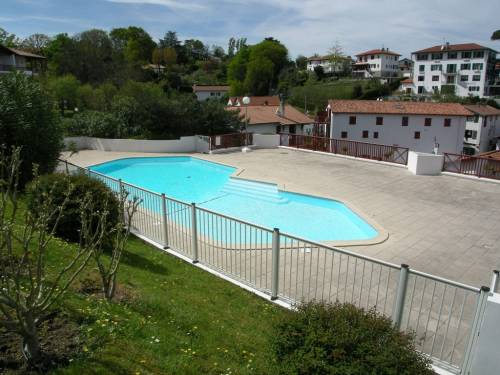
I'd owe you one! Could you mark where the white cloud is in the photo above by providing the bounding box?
[106,0,205,11]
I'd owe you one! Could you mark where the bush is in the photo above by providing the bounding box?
[0,72,63,187]
[27,173,120,246]
[63,110,122,138]
[271,302,434,375]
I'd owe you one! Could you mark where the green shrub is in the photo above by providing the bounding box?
[271,302,434,375]
[0,72,63,187]
[27,173,120,246]
[63,110,122,138]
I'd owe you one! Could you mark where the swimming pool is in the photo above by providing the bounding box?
[90,156,378,242]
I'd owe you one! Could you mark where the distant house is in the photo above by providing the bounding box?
[352,48,401,80]
[0,45,46,75]
[193,84,230,101]
[328,99,472,154]
[226,96,314,134]
[306,55,352,75]
[462,105,500,155]
[411,42,497,97]
[399,78,415,94]
[143,63,166,74]
[398,58,413,78]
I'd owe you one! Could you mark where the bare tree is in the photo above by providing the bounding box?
[92,187,140,301]
[0,148,109,366]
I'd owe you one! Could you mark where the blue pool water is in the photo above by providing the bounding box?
[90,157,378,242]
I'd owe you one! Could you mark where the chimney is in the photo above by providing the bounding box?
[278,94,285,117]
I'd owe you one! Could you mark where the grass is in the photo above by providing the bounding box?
[5,201,287,375]
[289,79,369,112]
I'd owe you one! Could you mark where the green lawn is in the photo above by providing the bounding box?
[289,79,368,112]
[4,202,287,374]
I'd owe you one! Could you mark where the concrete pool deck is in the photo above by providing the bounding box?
[63,148,500,288]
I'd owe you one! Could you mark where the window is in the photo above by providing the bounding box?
[431,52,443,60]
[373,131,379,139]
[467,115,479,122]
[472,75,481,81]
[461,51,472,58]
[424,118,432,126]
[376,116,383,125]
[460,75,469,82]
[341,131,348,138]
[418,86,424,94]
[446,64,457,73]
[431,64,442,71]
[469,86,480,92]
[444,118,451,127]
[461,63,471,70]
[446,76,456,84]
[448,52,457,59]
[349,116,357,125]
[362,130,369,138]
[402,116,409,126]
[432,75,439,81]
[414,131,421,139]
[472,63,483,70]
[418,75,424,81]
[473,51,484,58]
[417,54,428,61]
[419,65,425,72]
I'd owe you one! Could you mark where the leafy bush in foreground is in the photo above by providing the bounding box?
[27,173,120,246]
[271,301,434,375]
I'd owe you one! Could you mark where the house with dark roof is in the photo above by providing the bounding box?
[463,105,500,154]
[352,48,401,80]
[226,96,314,135]
[328,99,472,154]
[0,45,46,75]
[410,42,498,98]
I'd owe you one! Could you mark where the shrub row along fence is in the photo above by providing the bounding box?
[59,159,486,374]
[443,153,500,180]
[279,133,409,166]
[209,132,253,152]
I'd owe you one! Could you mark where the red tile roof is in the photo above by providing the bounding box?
[463,105,500,117]
[329,100,473,117]
[479,150,500,161]
[227,104,313,126]
[192,85,230,92]
[228,96,281,106]
[356,49,400,57]
[400,78,414,85]
[413,43,496,54]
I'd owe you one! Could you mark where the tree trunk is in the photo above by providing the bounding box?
[22,314,42,367]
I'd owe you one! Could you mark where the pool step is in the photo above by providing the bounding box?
[222,178,288,204]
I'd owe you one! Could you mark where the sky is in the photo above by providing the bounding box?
[1,0,499,58]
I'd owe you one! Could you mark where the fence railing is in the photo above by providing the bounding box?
[279,133,409,165]
[209,132,253,151]
[58,158,486,373]
[443,153,500,180]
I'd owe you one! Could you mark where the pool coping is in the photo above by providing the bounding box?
[85,154,389,248]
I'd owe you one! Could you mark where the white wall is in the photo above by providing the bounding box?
[64,135,210,153]
[195,91,227,101]
[330,113,466,154]
[253,134,280,148]
[248,124,311,135]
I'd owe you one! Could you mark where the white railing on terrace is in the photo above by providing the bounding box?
[58,159,489,374]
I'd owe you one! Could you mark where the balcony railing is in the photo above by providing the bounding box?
[208,132,253,151]
[279,133,409,165]
[443,153,500,180]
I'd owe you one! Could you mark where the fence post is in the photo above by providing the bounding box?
[191,202,199,263]
[462,286,490,374]
[490,270,499,293]
[392,264,409,330]
[161,194,169,249]
[271,228,280,300]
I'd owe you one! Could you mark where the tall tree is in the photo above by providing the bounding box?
[110,26,156,64]
[0,27,20,47]
[295,55,308,70]
[492,30,500,40]
[21,33,51,54]
[228,37,236,57]
[73,29,114,83]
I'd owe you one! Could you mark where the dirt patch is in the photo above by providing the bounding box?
[75,275,137,304]
[0,312,81,374]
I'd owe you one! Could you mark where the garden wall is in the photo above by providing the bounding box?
[64,135,211,153]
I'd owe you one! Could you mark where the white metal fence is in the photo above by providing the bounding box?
[58,159,488,374]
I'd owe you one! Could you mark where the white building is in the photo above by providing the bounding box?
[352,48,401,79]
[411,43,498,97]
[0,45,45,75]
[306,55,352,74]
[328,100,472,154]
[462,105,500,155]
[398,58,413,78]
[192,84,230,101]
